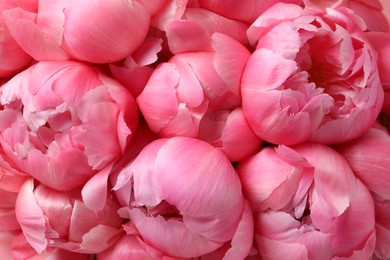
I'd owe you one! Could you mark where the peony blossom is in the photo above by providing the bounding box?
[15,179,124,255]
[237,143,376,259]
[0,0,36,77]
[242,3,384,145]
[2,0,150,63]
[0,61,138,191]
[137,33,262,161]
[113,137,253,259]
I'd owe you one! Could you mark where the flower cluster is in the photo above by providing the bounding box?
[1,0,390,259]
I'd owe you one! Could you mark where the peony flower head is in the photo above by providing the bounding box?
[15,179,124,255]
[238,143,376,259]
[0,61,138,191]
[242,3,384,145]
[137,33,262,161]
[114,137,253,259]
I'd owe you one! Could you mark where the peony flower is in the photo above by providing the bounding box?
[15,179,124,255]
[137,33,262,161]
[113,137,253,259]
[237,143,376,259]
[242,3,384,145]
[0,0,36,77]
[2,0,150,63]
[0,61,138,191]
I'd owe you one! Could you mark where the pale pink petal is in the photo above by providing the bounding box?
[238,147,300,211]
[330,180,375,257]
[198,0,302,24]
[97,234,155,259]
[216,108,262,162]
[150,0,188,30]
[129,208,222,258]
[3,8,70,60]
[247,3,303,45]
[211,32,251,98]
[184,8,249,46]
[81,163,113,211]
[15,179,47,254]
[223,201,254,260]
[155,137,242,216]
[242,48,298,91]
[63,0,150,63]
[255,236,309,260]
[130,139,167,207]
[135,0,170,16]
[337,126,390,199]
[137,63,180,133]
[165,19,212,54]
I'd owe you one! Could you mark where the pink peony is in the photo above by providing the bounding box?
[242,3,384,145]
[3,0,150,63]
[0,0,36,77]
[15,179,123,255]
[137,33,262,161]
[0,61,138,191]
[113,137,253,259]
[238,143,376,259]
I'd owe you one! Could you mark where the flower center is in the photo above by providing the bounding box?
[307,58,331,88]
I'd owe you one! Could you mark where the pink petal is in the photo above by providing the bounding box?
[211,32,251,98]
[63,0,150,63]
[337,126,390,199]
[165,19,212,54]
[184,8,249,46]
[3,8,70,60]
[137,63,180,133]
[97,234,155,259]
[15,179,47,253]
[155,137,242,216]
[365,32,390,85]
[247,3,303,46]
[242,48,298,91]
[150,0,188,30]
[129,208,222,258]
[255,235,309,260]
[81,163,113,211]
[223,201,254,260]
